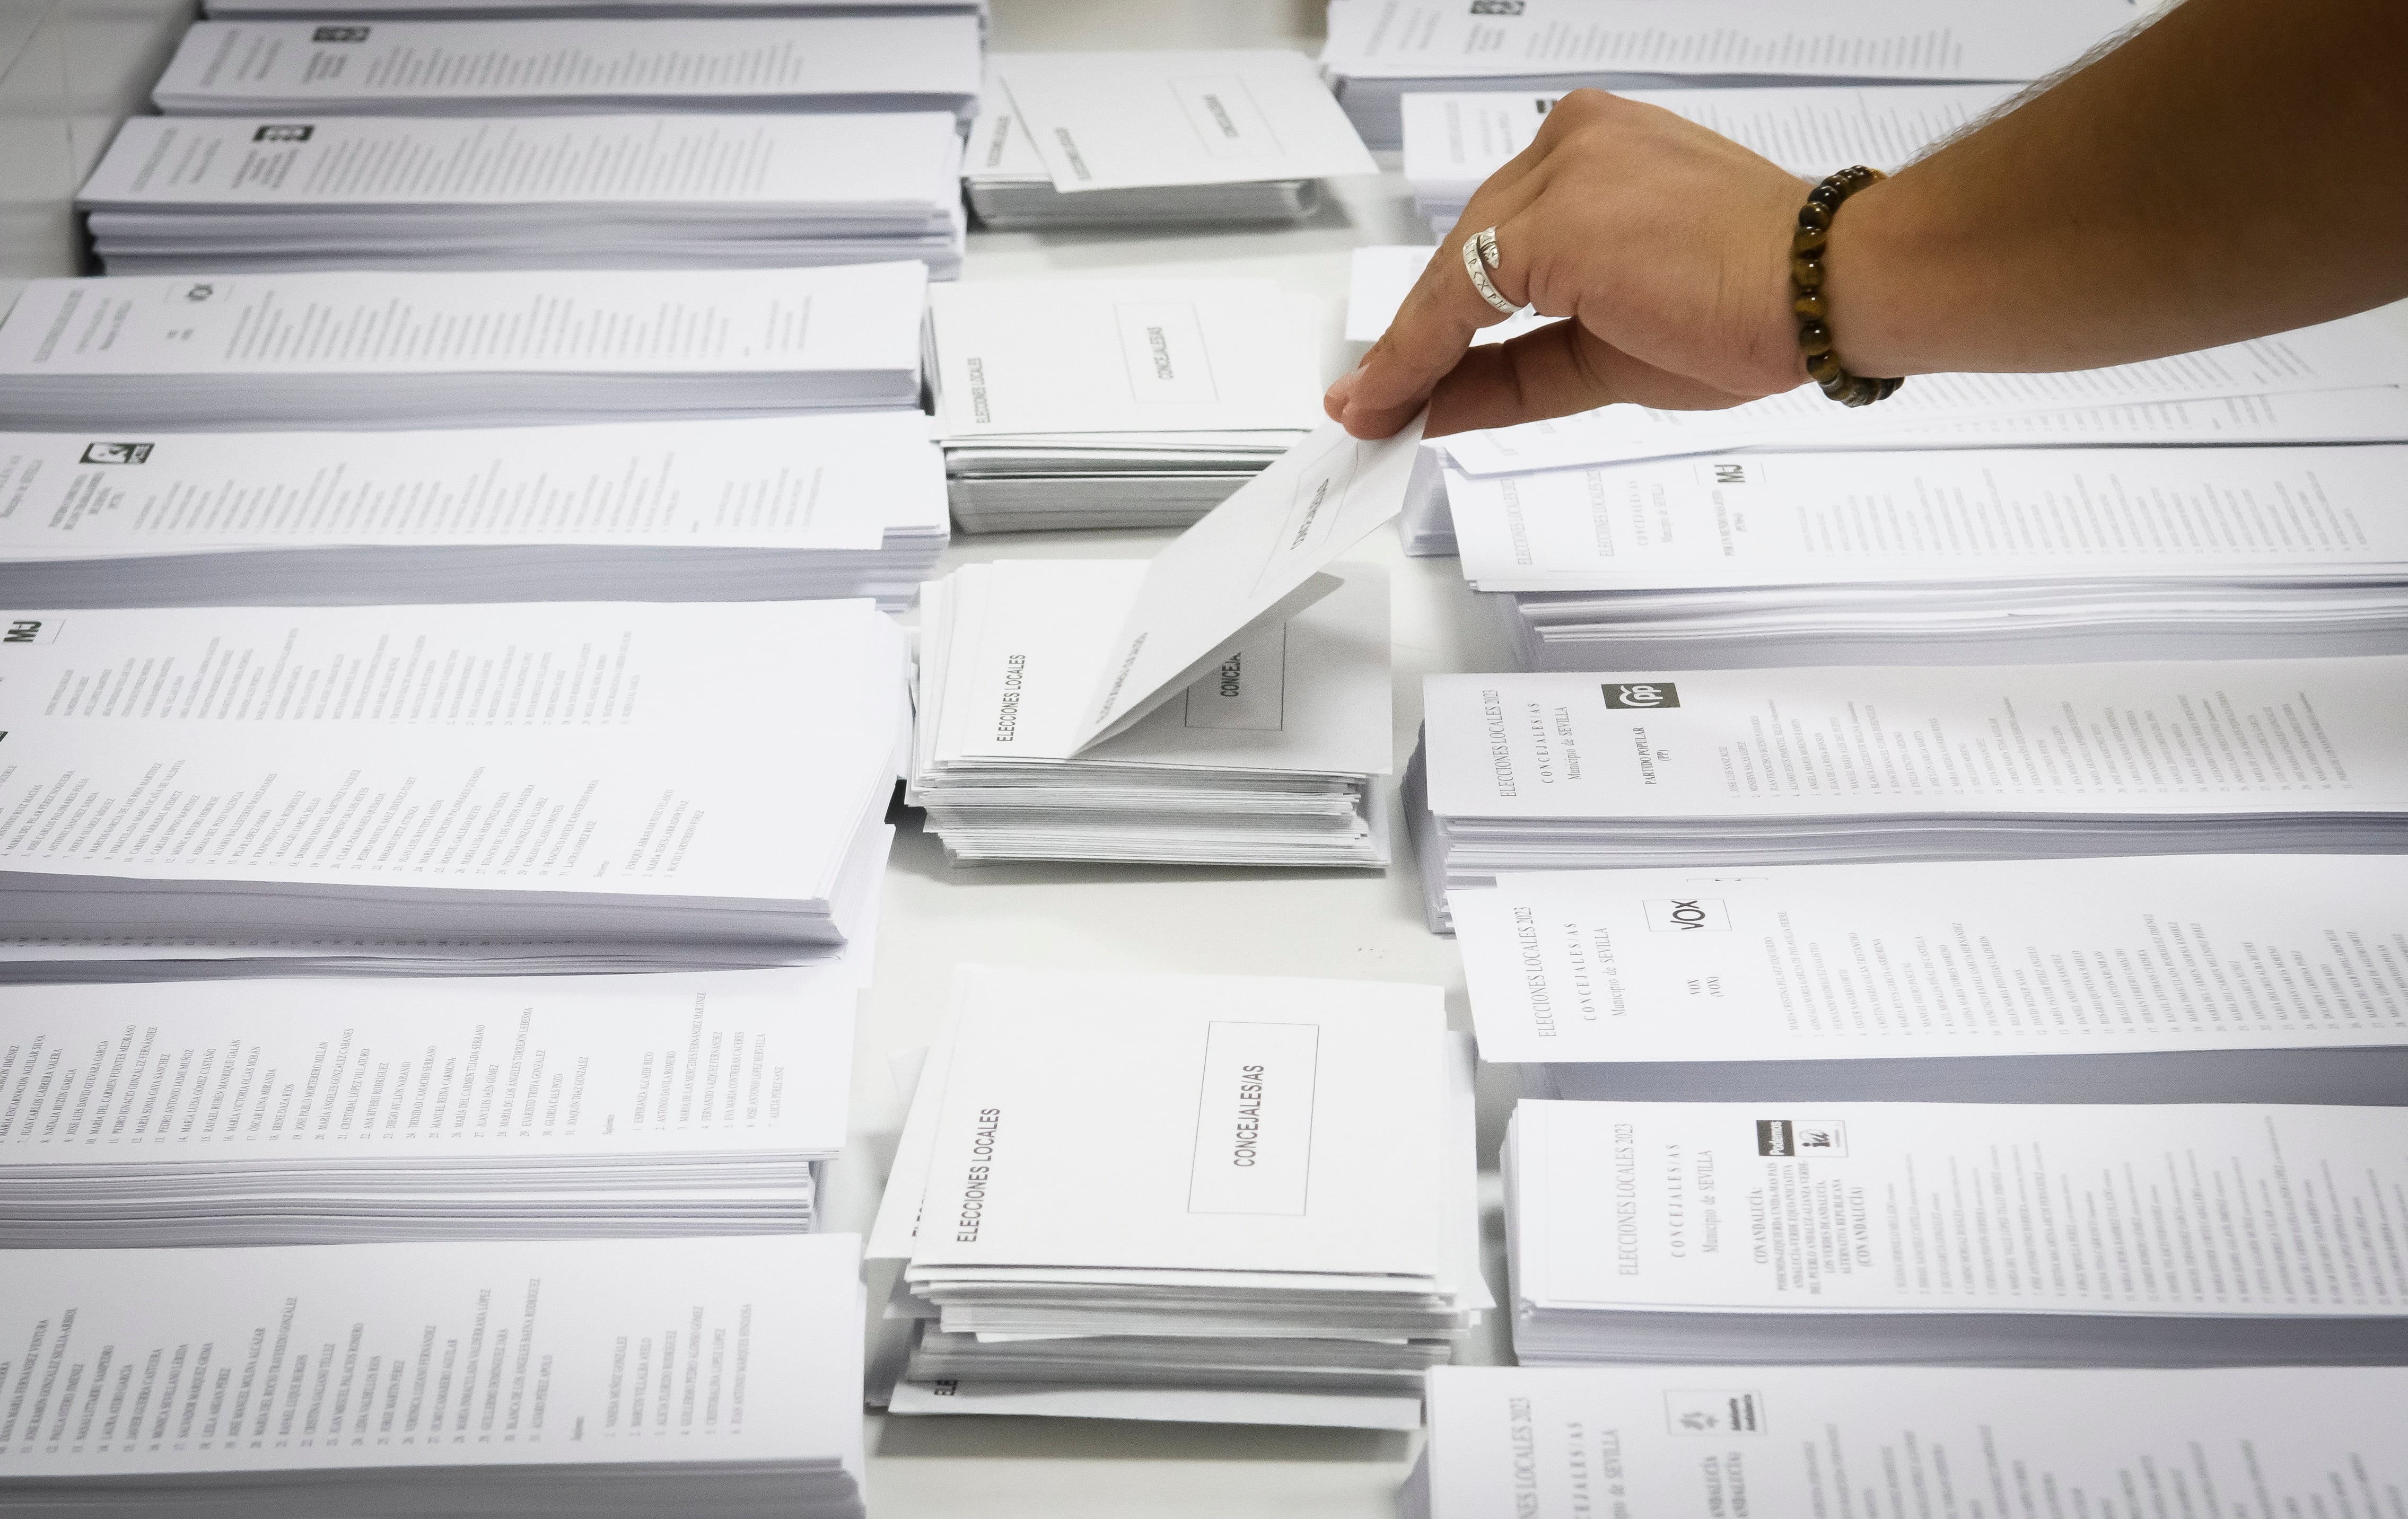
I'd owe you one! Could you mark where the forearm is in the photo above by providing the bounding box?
[1825,0,2408,377]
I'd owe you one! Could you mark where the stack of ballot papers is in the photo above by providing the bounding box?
[1451,445,2408,668]
[1502,1097,2408,1365]
[1455,857,2408,1103]
[926,278,1327,532]
[0,414,947,610]
[1409,1364,2408,1519]
[0,969,852,1246]
[150,16,983,119]
[0,264,927,428]
[80,113,968,275]
[868,966,1486,1429]
[0,1234,869,1519]
[1403,84,2016,239]
[962,50,1374,230]
[1406,655,2408,931]
[0,601,906,970]
[912,421,1421,865]
[1320,0,2132,149]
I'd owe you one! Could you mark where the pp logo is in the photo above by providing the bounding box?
[80,443,152,465]
[1665,1390,1762,1436]
[312,24,370,39]
[3,618,59,645]
[253,124,314,142]
[1645,897,1728,933]
[1756,1118,1846,1158]
[1601,681,1678,710]
[175,283,224,304]
[1712,462,1748,485]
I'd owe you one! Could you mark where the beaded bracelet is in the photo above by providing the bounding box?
[1792,165,1904,408]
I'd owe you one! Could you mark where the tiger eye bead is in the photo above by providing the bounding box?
[1791,253,1824,290]
[1797,321,1834,357]
[1809,182,1844,208]
[1792,224,1829,258]
[1806,352,1844,384]
[1798,201,1832,232]
[1792,290,1827,320]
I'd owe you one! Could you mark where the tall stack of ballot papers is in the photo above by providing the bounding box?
[1409,1365,2408,1519]
[962,51,1374,230]
[1502,1098,2408,1365]
[0,264,927,428]
[1319,0,2134,148]
[868,967,1485,1429]
[0,1234,869,1519]
[0,601,906,971]
[913,422,1419,866]
[150,16,983,118]
[1407,656,2408,930]
[926,278,1327,531]
[0,969,852,1245]
[1455,857,2408,1103]
[1451,445,2408,668]
[79,113,968,275]
[0,414,947,610]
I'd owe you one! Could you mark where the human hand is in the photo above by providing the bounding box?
[1326,89,1816,440]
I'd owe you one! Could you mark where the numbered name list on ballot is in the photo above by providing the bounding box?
[1408,655,2408,927]
[0,1234,870,1519]
[992,49,1374,194]
[1411,1364,2408,1519]
[0,263,929,429]
[1502,1097,2408,1365]
[0,967,855,1245]
[0,413,947,609]
[150,15,984,117]
[0,601,908,954]
[1455,856,2408,1104]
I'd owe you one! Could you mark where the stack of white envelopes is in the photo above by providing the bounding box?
[81,113,967,275]
[926,277,1326,531]
[1406,656,2408,930]
[1403,84,2015,238]
[1503,1097,2408,1365]
[1456,857,2408,1104]
[0,969,853,1246]
[962,51,1372,230]
[0,414,947,610]
[913,421,1420,866]
[1450,445,2408,668]
[0,1234,870,1519]
[151,15,983,119]
[0,601,907,970]
[870,967,1486,1429]
[1320,0,2129,148]
[0,264,927,428]
[1412,1365,2408,1519]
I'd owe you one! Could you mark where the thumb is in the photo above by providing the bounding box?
[1425,321,1765,437]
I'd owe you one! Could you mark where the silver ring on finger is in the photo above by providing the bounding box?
[1461,226,1518,315]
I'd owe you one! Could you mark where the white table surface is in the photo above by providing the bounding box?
[841,5,1508,1514]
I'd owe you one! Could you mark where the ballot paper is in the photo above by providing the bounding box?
[962,94,1321,231]
[868,965,1485,1428]
[1503,1097,2408,1365]
[0,1234,868,1519]
[0,967,854,1246]
[993,49,1374,194]
[1320,0,2131,147]
[912,564,1393,866]
[1407,655,2408,929]
[80,113,968,276]
[0,414,947,610]
[1450,444,2408,667]
[1439,311,2408,477]
[151,16,984,119]
[1402,384,2408,557]
[0,264,928,428]
[1344,245,1550,346]
[0,601,908,955]
[927,277,1328,532]
[1456,857,2408,1103]
[1402,84,2016,238]
[1410,1364,2408,1519]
